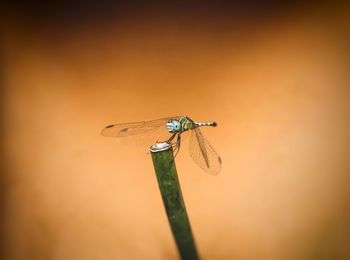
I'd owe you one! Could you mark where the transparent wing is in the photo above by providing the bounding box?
[101,116,178,137]
[189,127,222,175]
[101,116,179,148]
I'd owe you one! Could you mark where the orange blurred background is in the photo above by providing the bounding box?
[1,2,350,259]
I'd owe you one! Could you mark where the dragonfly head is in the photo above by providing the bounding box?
[166,120,181,133]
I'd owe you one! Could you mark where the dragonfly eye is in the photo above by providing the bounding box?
[166,120,181,132]
[173,121,180,130]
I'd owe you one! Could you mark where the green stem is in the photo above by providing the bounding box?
[150,142,199,260]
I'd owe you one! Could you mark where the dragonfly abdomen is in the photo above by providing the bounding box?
[195,122,217,127]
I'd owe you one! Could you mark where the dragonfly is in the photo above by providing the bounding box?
[101,116,222,175]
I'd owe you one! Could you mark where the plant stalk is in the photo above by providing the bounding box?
[150,142,199,260]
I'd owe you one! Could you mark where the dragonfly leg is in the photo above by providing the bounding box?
[173,133,182,158]
[167,132,177,143]
[169,134,178,149]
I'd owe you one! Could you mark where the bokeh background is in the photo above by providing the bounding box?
[1,2,350,259]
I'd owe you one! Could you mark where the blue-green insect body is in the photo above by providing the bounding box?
[166,116,216,133]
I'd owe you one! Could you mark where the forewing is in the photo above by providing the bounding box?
[101,116,177,137]
[189,128,222,175]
